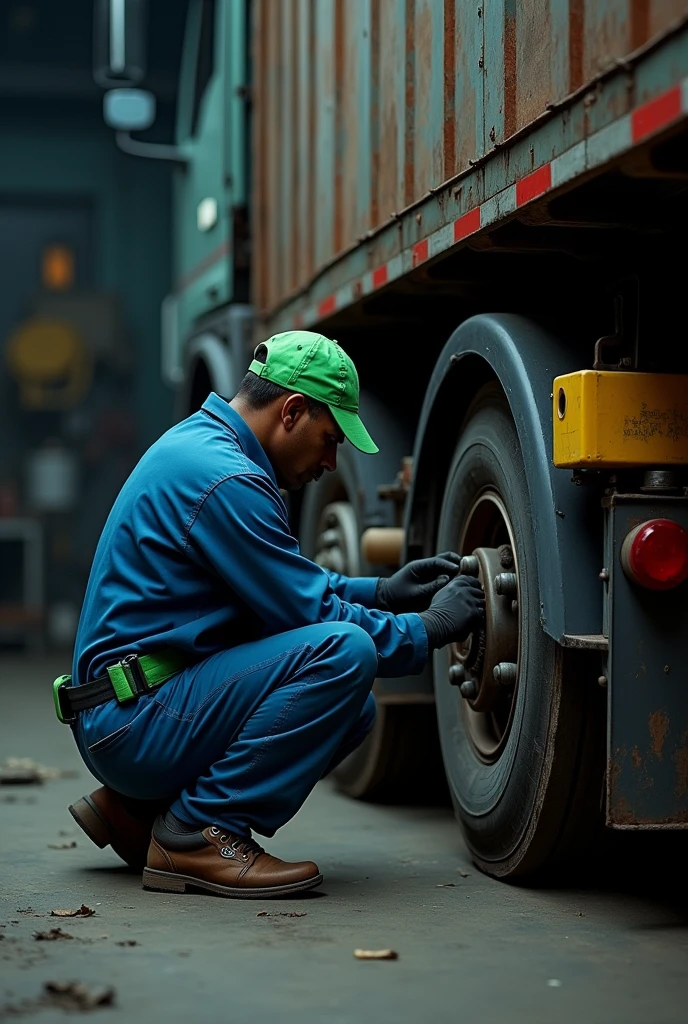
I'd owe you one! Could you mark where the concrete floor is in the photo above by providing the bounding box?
[0,655,687,1024]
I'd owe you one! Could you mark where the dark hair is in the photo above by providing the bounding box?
[236,344,327,417]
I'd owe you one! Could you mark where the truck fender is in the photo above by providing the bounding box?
[404,313,602,642]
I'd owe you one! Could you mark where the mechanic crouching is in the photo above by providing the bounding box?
[54,331,485,900]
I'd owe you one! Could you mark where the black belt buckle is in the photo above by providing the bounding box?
[121,654,149,697]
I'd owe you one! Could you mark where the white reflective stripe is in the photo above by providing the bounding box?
[481,184,517,227]
[587,116,632,169]
[429,223,454,259]
[386,254,404,283]
[551,141,587,187]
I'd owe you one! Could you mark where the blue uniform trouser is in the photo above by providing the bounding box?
[75,622,378,838]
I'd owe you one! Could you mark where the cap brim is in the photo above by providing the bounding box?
[331,407,379,454]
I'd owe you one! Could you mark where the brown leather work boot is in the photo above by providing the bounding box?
[143,816,323,898]
[68,787,157,870]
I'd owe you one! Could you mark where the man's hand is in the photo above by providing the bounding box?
[419,575,485,650]
[376,552,462,613]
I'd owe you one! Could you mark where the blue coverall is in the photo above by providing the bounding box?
[72,394,428,837]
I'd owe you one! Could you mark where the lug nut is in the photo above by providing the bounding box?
[494,572,517,597]
[459,678,478,700]
[493,662,518,687]
[460,555,480,577]
[448,664,466,686]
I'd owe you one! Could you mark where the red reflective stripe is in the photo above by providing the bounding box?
[318,295,336,317]
[454,207,481,241]
[372,265,388,288]
[412,239,429,267]
[516,164,552,206]
[632,85,682,142]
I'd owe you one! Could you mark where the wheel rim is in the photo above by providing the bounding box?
[314,501,360,576]
[450,490,521,763]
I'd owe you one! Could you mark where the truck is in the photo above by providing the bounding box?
[97,0,688,879]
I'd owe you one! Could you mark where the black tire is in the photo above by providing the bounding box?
[434,384,605,878]
[333,702,446,803]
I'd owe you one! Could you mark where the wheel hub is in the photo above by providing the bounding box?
[450,545,519,714]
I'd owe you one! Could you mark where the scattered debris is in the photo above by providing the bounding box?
[43,980,115,1011]
[0,757,77,785]
[17,908,37,916]
[34,928,73,942]
[256,911,307,918]
[115,940,138,947]
[547,979,562,988]
[48,841,77,850]
[51,906,95,918]
[436,883,456,888]
[457,869,470,878]
[354,949,398,961]
[0,793,37,804]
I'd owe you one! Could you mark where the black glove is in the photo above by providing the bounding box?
[376,552,462,613]
[419,575,485,650]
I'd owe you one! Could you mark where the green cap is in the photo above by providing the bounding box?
[249,331,379,454]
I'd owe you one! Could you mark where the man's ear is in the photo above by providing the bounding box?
[281,393,308,432]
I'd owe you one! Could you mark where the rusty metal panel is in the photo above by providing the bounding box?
[605,495,688,827]
[377,0,405,221]
[516,0,553,130]
[253,0,688,322]
[583,1,632,79]
[414,0,444,198]
[454,0,485,172]
[341,1,371,252]
[313,0,335,271]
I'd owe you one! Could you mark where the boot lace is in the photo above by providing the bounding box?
[210,826,264,862]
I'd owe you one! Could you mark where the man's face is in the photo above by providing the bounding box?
[271,395,344,490]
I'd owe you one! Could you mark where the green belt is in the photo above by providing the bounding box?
[53,651,189,725]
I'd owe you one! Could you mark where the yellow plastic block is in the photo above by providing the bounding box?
[553,371,688,469]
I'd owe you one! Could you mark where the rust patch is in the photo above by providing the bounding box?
[443,0,456,179]
[631,746,643,768]
[675,731,688,797]
[370,0,380,228]
[503,0,516,140]
[333,0,344,256]
[404,0,416,207]
[568,0,584,92]
[648,709,669,759]
[631,0,650,50]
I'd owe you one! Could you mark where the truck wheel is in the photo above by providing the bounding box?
[434,384,605,878]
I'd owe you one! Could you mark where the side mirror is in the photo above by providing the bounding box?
[103,88,156,131]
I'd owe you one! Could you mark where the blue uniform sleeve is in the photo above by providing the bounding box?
[324,571,379,608]
[186,472,427,678]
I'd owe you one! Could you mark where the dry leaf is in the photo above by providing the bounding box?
[34,928,73,941]
[457,869,470,877]
[354,949,398,960]
[437,883,456,888]
[43,981,115,1011]
[48,841,77,850]
[51,905,94,918]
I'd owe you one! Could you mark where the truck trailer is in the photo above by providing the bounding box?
[99,0,688,879]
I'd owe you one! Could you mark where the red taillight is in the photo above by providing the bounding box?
[621,519,688,591]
